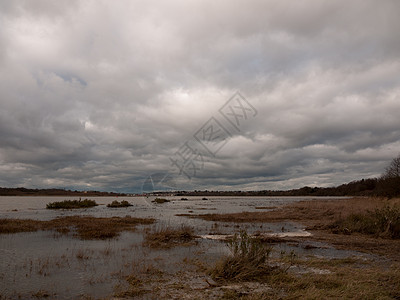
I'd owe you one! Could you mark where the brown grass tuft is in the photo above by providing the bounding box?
[143,225,197,248]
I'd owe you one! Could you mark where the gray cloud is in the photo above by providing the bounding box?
[0,0,399,192]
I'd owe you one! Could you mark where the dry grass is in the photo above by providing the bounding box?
[0,216,155,239]
[0,218,42,233]
[329,205,400,238]
[187,197,396,224]
[264,259,400,299]
[143,225,197,248]
[218,263,400,299]
[181,197,400,232]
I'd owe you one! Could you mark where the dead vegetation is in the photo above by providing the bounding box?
[263,258,400,299]
[0,216,155,239]
[143,225,197,248]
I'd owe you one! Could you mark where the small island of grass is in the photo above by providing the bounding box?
[107,200,133,208]
[152,198,170,204]
[46,199,98,209]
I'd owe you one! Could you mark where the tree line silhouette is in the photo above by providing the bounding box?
[1,154,399,197]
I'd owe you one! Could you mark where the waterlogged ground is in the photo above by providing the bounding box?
[0,196,388,299]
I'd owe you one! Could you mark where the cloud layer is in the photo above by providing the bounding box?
[1,0,399,192]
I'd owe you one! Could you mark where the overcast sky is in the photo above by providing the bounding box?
[1,0,400,193]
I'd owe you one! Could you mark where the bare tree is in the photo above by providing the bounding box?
[378,154,400,197]
[384,154,400,178]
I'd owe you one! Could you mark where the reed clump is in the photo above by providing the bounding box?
[209,230,275,282]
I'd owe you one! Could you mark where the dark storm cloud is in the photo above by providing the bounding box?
[0,0,399,192]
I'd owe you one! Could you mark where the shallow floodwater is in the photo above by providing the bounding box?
[0,196,356,299]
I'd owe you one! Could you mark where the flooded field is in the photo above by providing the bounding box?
[0,196,395,299]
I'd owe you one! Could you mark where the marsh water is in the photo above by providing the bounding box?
[0,196,358,299]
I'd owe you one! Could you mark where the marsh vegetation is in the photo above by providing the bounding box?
[152,198,170,204]
[2,196,400,298]
[106,200,133,208]
[0,216,155,239]
[46,199,98,209]
[209,230,276,282]
[330,205,400,238]
[143,225,197,248]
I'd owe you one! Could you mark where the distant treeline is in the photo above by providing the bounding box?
[175,177,397,197]
[176,178,378,197]
[0,187,127,197]
[178,155,400,198]
[2,155,399,198]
